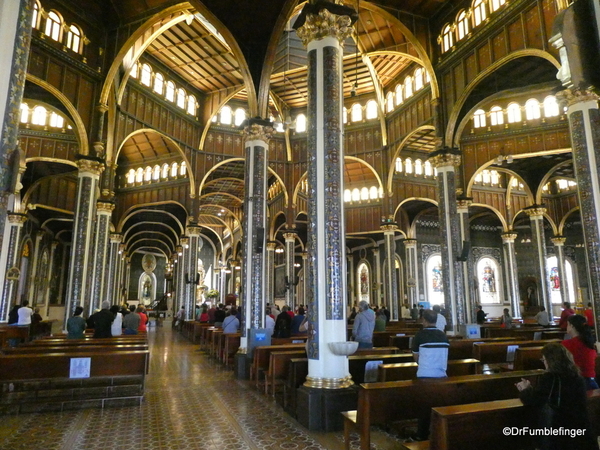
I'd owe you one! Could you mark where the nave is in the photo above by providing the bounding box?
[0,325,404,450]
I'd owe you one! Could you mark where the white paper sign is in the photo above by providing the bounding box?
[364,360,383,383]
[506,345,519,362]
[533,332,542,341]
[70,357,91,378]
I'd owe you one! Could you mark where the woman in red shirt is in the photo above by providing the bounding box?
[562,314,598,390]
[137,305,149,333]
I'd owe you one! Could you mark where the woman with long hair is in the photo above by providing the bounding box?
[563,314,599,390]
[516,343,598,450]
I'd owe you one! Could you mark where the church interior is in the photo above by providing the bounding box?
[1,0,599,448]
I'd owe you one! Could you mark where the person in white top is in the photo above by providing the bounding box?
[110,305,123,336]
[432,304,447,332]
[265,310,275,336]
[17,300,34,325]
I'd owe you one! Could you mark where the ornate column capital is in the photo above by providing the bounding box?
[429,149,461,169]
[110,233,122,243]
[96,201,115,214]
[186,225,202,237]
[457,197,473,211]
[294,1,357,47]
[283,230,298,241]
[380,223,398,233]
[301,252,308,260]
[556,88,600,108]
[96,103,109,114]
[404,238,418,248]
[266,241,277,251]
[501,232,518,243]
[35,230,45,240]
[180,237,189,249]
[524,206,547,218]
[8,213,27,225]
[372,248,380,255]
[242,119,274,143]
[551,236,567,246]
[76,157,104,176]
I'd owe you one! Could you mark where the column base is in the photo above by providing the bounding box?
[234,353,251,380]
[296,385,358,431]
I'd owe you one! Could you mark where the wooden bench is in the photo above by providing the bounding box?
[251,344,306,386]
[2,343,148,354]
[377,359,480,382]
[341,370,544,450]
[192,322,212,343]
[473,339,559,365]
[448,337,516,360]
[0,325,30,346]
[223,333,241,367]
[265,350,306,396]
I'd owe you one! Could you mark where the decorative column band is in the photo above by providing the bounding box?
[501,233,518,243]
[304,375,353,390]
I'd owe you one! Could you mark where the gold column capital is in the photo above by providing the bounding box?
[96,201,115,213]
[77,158,104,175]
[243,122,273,143]
[556,88,600,108]
[501,232,518,243]
[8,213,27,224]
[380,223,398,233]
[551,236,566,246]
[429,152,461,168]
[266,241,277,251]
[404,238,418,248]
[524,206,547,218]
[295,5,355,47]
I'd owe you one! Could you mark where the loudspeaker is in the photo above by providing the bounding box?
[254,227,265,253]
[457,241,471,262]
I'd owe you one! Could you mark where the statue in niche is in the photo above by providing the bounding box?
[549,267,560,290]
[482,261,496,293]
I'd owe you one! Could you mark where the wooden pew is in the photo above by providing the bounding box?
[341,370,544,450]
[209,329,223,358]
[192,322,211,343]
[473,339,559,365]
[448,337,515,360]
[0,325,30,346]
[251,344,306,386]
[266,349,306,396]
[2,343,148,354]
[377,359,480,382]
[23,336,147,346]
[271,336,307,345]
[223,333,241,367]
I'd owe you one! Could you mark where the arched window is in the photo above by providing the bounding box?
[360,187,369,201]
[473,109,486,128]
[473,0,487,26]
[135,168,143,183]
[153,73,164,94]
[32,106,47,126]
[405,158,413,174]
[187,95,197,116]
[351,103,363,122]
[342,108,348,124]
[490,106,504,126]
[49,112,64,128]
[369,186,379,199]
[490,170,500,186]
[456,11,469,40]
[415,159,423,175]
[143,166,152,182]
[414,68,424,91]
[482,170,491,184]
[344,189,352,202]
[441,24,454,52]
[424,160,433,176]
[45,11,62,42]
[66,25,82,53]
[220,106,232,125]
[141,64,152,86]
[171,162,179,178]
[32,1,40,29]
[404,76,413,98]
[161,164,169,179]
[395,157,403,173]
[543,96,560,117]
[130,63,138,79]
[426,254,444,305]
[176,89,186,108]
[127,169,136,184]
[152,165,160,180]
[357,262,371,303]
[20,103,29,123]
[507,103,521,123]
[351,188,360,202]
[180,161,187,176]
[490,0,506,13]
[295,114,307,133]
[395,84,403,106]
[234,108,246,126]
[525,98,541,120]
[165,81,175,101]
[477,257,501,303]
[386,92,394,112]
[366,100,378,119]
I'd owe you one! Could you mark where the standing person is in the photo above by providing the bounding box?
[562,314,599,390]
[7,304,20,324]
[432,304,447,332]
[122,305,140,335]
[291,307,307,335]
[516,343,598,450]
[410,304,419,320]
[500,308,513,329]
[207,304,217,323]
[401,303,411,319]
[137,305,148,333]
[558,301,575,330]
[214,304,226,327]
[274,306,292,338]
[476,305,487,324]
[381,305,390,323]
[17,300,34,326]
[583,302,595,327]
[535,306,550,327]
[198,305,209,322]
[222,309,239,334]
[374,309,387,332]
[110,305,123,336]
[175,307,186,330]
[411,309,450,440]
[265,309,275,336]
[89,301,114,338]
[67,306,87,339]
[352,300,375,349]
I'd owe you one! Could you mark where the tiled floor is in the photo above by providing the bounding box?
[0,325,403,450]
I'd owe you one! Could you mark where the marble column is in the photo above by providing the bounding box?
[346,254,354,307]
[28,231,44,305]
[0,213,27,321]
[404,239,419,309]
[284,231,297,311]
[265,241,276,307]
[524,206,551,314]
[457,198,475,322]
[551,236,570,305]
[429,149,466,329]
[240,121,271,350]
[106,234,122,305]
[44,241,59,316]
[116,242,126,304]
[64,158,103,322]
[90,201,114,310]
[382,223,399,320]
[124,257,131,302]
[373,248,381,307]
[183,226,202,320]
[295,1,356,397]
[175,243,186,313]
[301,252,308,307]
[501,232,521,318]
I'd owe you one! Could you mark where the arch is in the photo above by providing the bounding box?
[469,202,509,231]
[114,128,195,195]
[447,50,560,146]
[510,208,558,236]
[26,75,89,155]
[118,202,187,235]
[466,163,534,202]
[558,206,580,235]
[536,159,574,204]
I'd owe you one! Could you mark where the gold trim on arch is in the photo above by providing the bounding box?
[558,206,579,235]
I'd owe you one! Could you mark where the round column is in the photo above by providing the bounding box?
[501,232,521,318]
